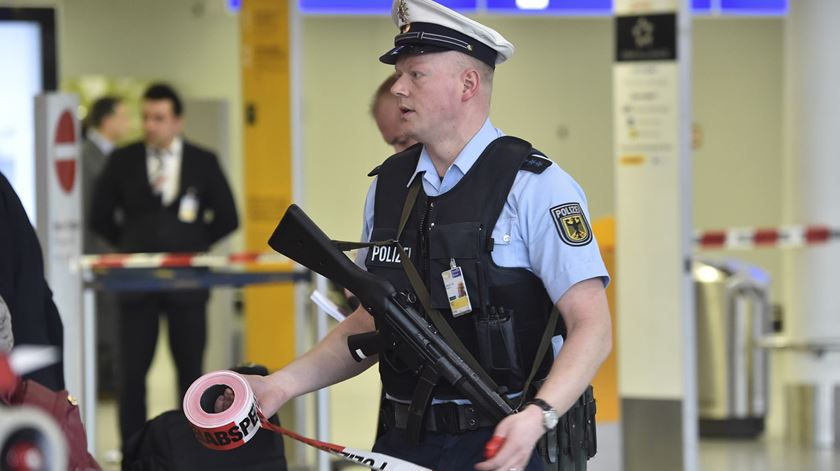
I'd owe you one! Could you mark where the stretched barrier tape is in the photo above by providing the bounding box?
[79,252,290,270]
[183,371,432,471]
[78,224,840,271]
[694,225,838,250]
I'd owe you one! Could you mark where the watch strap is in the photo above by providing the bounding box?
[525,398,553,412]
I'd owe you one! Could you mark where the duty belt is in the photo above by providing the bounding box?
[386,401,495,434]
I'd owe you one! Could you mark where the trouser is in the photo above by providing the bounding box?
[96,289,119,395]
[373,427,542,471]
[117,289,208,446]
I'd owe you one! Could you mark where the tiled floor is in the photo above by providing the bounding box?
[699,438,840,471]
[95,401,840,471]
[94,322,180,470]
[91,321,840,470]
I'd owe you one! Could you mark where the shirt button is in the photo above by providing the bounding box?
[503,234,511,243]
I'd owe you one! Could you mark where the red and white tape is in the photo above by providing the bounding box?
[78,224,840,271]
[79,252,289,270]
[183,371,432,471]
[695,225,837,250]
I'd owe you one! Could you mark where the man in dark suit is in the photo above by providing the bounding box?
[90,83,239,447]
[0,171,65,391]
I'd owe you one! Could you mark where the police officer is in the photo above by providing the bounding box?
[221,1,612,470]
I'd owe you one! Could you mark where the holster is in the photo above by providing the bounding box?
[536,385,597,471]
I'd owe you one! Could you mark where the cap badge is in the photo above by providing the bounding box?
[397,0,409,25]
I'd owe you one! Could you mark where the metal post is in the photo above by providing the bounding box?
[82,268,97,455]
[315,275,331,471]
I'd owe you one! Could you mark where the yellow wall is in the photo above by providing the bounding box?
[240,0,296,372]
[591,217,619,423]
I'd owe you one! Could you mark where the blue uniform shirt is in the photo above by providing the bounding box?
[358,118,609,304]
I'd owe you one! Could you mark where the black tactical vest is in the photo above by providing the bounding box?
[365,136,565,401]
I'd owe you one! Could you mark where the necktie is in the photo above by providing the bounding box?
[150,151,166,197]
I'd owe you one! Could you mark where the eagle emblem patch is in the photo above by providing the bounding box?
[398,0,409,25]
[550,203,592,246]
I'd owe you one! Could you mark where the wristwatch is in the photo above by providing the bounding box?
[525,398,559,431]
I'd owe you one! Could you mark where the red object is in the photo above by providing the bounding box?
[484,435,505,460]
[5,441,43,471]
[805,226,831,244]
[160,253,195,268]
[229,252,261,264]
[54,110,77,194]
[753,228,779,246]
[698,231,726,247]
[7,380,101,470]
[0,354,18,397]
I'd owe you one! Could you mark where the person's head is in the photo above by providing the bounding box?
[87,96,129,143]
[141,83,183,150]
[379,0,513,143]
[371,74,418,152]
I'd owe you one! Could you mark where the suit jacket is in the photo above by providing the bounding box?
[0,172,65,391]
[89,139,239,254]
[81,137,112,254]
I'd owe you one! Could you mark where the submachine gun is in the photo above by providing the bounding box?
[267,204,514,429]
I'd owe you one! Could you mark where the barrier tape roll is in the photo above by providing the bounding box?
[184,371,432,471]
[0,405,67,471]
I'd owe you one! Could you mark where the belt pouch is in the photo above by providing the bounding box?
[475,307,524,382]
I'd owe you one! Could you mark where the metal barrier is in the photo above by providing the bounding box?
[78,252,312,462]
[693,259,772,438]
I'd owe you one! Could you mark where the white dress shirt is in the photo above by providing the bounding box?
[146,136,183,206]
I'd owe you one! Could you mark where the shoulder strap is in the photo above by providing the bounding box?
[479,136,535,243]
[367,165,382,177]
[517,307,561,410]
[521,151,552,174]
[367,143,423,178]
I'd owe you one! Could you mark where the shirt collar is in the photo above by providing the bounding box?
[148,136,183,158]
[406,118,503,188]
[88,129,115,156]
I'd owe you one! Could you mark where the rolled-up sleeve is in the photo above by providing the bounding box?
[518,165,610,304]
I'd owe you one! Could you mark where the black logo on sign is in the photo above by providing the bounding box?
[632,17,654,48]
[550,203,592,247]
[616,13,677,62]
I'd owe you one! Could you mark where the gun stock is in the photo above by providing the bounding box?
[268,204,395,312]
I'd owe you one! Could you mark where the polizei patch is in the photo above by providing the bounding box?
[550,203,592,246]
[366,244,412,267]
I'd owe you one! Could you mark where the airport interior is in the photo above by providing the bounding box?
[2,0,840,470]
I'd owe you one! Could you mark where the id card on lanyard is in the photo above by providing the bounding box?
[442,258,472,317]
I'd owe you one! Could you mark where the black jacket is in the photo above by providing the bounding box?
[90,140,239,253]
[0,171,65,391]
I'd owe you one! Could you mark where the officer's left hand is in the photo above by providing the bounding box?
[474,405,544,471]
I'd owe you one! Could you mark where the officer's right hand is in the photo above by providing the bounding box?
[214,373,287,417]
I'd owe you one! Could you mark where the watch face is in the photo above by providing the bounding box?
[544,410,560,430]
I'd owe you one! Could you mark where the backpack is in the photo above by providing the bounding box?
[121,364,287,471]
